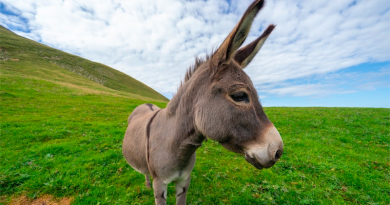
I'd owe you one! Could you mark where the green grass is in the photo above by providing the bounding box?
[0,26,168,102]
[0,75,167,204]
[1,77,389,204]
[1,25,389,205]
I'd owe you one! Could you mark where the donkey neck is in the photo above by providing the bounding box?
[166,76,203,139]
[164,72,207,164]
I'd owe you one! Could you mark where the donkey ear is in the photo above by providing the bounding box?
[234,24,275,68]
[212,0,265,66]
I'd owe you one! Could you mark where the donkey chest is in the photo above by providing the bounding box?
[158,153,196,184]
[162,166,193,184]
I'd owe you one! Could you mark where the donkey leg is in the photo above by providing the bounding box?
[175,175,191,205]
[144,174,152,189]
[153,178,168,205]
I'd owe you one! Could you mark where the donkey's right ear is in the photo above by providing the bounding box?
[211,0,266,67]
[234,24,275,68]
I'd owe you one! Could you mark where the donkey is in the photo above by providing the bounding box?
[122,0,283,204]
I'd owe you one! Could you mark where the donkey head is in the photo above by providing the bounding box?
[193,0,283,169]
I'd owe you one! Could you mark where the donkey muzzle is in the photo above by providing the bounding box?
[244,126,283,169]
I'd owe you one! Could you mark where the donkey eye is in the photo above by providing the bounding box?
[230,92,249,103]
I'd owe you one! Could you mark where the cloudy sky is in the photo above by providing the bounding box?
[1,0,389,107]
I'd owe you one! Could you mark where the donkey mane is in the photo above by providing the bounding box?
[178,54,212,90]
[171,53,213,116]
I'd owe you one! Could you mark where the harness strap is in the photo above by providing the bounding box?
[146,110,160,177]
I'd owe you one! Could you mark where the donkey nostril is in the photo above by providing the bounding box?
[275,150,283,160]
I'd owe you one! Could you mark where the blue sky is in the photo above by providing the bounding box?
[260,62,390,107]
[1,0,389,107]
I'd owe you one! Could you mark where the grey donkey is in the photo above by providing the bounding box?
[122,0,284,204]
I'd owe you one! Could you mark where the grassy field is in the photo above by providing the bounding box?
[0,26,168,102]
[1,74,389,204]
[1,26,389,205]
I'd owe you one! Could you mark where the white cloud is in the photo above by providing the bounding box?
[258,66,390,98]
[267,84,356,97]
[1,0,389,99]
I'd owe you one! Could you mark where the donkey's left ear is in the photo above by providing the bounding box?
[234,24,275,68]
[212,0,265,66]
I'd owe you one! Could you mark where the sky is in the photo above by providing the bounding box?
[1,0,389,107]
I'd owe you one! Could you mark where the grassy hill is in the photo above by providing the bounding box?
[0,26,389,204]
[0,26,168,102]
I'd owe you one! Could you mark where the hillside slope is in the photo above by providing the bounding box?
[0,26,168,102]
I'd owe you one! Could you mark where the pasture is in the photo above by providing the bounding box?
[1,74,389,204]
[0,21,389,205]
